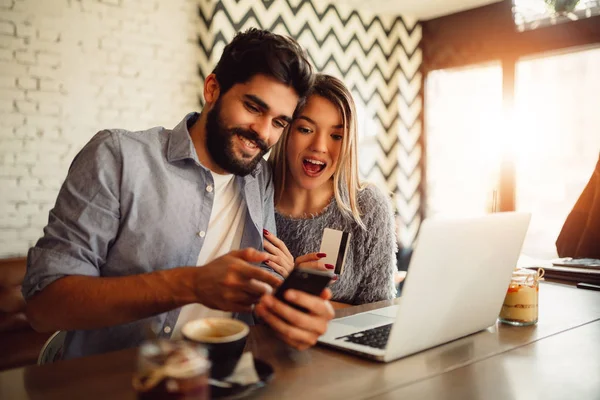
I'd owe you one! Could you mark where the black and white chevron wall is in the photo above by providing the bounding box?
[197,0,422,246]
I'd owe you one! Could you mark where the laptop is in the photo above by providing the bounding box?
[317,212,531,362]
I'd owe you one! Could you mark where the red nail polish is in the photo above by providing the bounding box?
[325,264,334,269]
[263,229,269,236]
[332,275,338,281]
[317,253,326,258]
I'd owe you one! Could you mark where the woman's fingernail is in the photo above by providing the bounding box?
[263,229,270,236]
[331,275,338,281]
[317,253,327,258]
[325,264,334,270]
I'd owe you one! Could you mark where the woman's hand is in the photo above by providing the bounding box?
[262,229,295,278]
[295,252,334,273]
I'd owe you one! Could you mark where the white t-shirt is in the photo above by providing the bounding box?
[171,171,247,339]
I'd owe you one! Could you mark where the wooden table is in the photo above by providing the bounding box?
[0,282,598,400]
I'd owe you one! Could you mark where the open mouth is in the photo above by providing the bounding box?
[237,134,258,150]
[302,158,327,177]
[235,134,260,157]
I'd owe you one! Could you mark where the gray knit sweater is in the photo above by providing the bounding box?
[275,185,397,305]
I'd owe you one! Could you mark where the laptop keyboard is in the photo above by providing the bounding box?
[336,323,393,349]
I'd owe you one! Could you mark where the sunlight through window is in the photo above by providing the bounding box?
[425,63,503,218]
[515,46,600,258]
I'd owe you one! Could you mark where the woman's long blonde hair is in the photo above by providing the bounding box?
[269,74,366,229]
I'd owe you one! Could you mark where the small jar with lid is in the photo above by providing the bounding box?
[132,339,210,400]
[499,268,544,326]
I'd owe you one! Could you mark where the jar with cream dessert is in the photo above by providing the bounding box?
[499,268,544,326]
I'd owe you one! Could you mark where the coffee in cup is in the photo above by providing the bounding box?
[182,318,249,379]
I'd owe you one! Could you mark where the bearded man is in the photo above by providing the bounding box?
[23,28,334,360]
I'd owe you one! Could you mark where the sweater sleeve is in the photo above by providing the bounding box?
[258,160,284,280]
[351,186,398,304]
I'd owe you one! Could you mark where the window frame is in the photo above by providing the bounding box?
[421,0,600,215]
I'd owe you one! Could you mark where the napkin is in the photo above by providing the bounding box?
[224,352,260,386]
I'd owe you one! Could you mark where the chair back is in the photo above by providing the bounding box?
[37,331,67,365]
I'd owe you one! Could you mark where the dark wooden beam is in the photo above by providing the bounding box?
[499,56,516,212]
[419,0,600,214]
[422,0,600,73]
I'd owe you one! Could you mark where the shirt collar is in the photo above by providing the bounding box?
[166,112,201,164]
[166,111,264,178]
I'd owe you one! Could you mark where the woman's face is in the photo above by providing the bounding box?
[285,95,344,192]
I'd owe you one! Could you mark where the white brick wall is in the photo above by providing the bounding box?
[0,0,204,257]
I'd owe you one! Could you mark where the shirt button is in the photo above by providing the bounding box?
[163,326,171,334]
[206,185,213,193]
[198,231,205,238]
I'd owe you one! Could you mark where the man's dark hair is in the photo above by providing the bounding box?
[212,28,314,98]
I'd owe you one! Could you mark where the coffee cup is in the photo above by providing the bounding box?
[182,318,249,379]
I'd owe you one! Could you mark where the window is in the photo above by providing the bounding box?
[513,0,600,32]
[425,47,600,258]
[514,46,600,258]
[425,63,503,217]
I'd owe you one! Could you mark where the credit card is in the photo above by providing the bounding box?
[318,228,351,275]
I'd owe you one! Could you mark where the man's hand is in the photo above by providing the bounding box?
[25,248,282,332]
[194,248,282,312]
[254,288,335,350]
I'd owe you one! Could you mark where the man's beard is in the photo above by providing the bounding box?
[205,99,269,176]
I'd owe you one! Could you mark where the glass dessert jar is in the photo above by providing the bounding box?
[499,268,544,326]
[132,339,210,400]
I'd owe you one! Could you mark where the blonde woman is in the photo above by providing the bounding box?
[264,74,397,306]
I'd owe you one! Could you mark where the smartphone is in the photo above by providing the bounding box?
[552,258,600,270]
[576,282,600,291]
[274,268,331,313]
